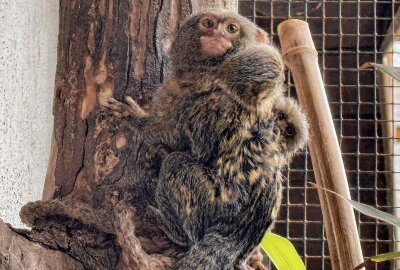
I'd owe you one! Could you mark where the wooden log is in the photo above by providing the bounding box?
[0,219,84,270]
[43,0,189,203]
[278,19,364,270]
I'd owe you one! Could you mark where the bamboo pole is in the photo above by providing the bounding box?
[278,19,364,270]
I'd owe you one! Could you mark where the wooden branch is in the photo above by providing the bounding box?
[278,19,364,270]
[18,199,185,270]
[0,219,84,270]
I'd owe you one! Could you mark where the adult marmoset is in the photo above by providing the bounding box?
[106,10,271,156]
[150,94,308,270]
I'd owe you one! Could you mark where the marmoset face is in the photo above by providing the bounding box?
[197,15,241,58]
[170,10,270,68]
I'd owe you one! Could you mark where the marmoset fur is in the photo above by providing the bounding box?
[105,10,308,270]
[149,93,308,270]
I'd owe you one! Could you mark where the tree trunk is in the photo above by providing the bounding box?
[0,1,256,269]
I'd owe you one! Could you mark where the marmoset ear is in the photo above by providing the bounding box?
[256,29,270,44]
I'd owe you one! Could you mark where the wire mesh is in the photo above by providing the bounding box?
[238,1,400,270]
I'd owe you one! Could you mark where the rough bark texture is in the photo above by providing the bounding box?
[0,1,267,269]
[0,219,84,270]
[18,199,185,269]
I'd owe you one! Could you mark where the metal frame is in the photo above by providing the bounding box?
[238,1,399,269]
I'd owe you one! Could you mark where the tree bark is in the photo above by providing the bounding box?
[0,219,84,270]
[0,1,265,270]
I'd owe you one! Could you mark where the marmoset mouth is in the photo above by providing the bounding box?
[200,37,232,57]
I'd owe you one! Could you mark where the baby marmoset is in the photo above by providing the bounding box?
[106,10,308,270]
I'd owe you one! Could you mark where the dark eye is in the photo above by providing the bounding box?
[285,125,295,138]
[201,18,214,29]
[278,112,286,120]
[226,23,239,33]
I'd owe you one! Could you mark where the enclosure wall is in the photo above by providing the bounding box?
[0,0,59,227]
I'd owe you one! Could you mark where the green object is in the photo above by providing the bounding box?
[353,251,400,270]
[260,232,306,270]
[371,251,400,263]
[310,183,400,227]
[361,62,400,82]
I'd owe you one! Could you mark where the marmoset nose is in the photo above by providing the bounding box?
[211,25,225,38]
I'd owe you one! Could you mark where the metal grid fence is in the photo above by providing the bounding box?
[238,1,400,269]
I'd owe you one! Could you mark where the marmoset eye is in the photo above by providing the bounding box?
[285,125,295,138]
[226,23,239,33]
[201,18,214,29]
